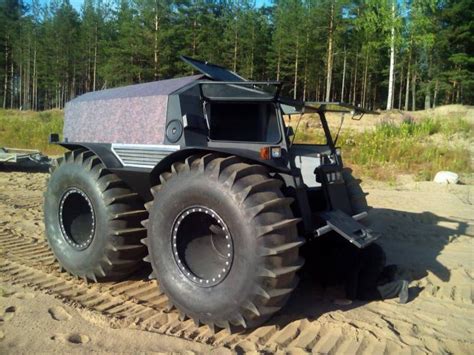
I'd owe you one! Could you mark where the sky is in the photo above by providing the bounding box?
[34,0,273,12]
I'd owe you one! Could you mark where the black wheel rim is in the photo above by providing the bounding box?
[59,188,95,250]
[172,206,234,287]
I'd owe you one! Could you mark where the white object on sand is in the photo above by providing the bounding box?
[433,171,459,184]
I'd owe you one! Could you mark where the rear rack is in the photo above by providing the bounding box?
[315,209,380,248]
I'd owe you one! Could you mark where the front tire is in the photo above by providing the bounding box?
[143,154,304,330]
[44,149,147,281]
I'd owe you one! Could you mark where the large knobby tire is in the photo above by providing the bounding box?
[142,154,305,331]
[343,167,369,215]
[44,149,147,281]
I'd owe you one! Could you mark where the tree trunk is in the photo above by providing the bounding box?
[367,74,372,109]
[72,64,76,100]
[352,54,358,104]
[341,45,347,102]
[250,24,255,78]
[424,86,431,109]
[362,48,369,107]
[154,7,160,80]
[3,39,9,108]
[233,22,238,72]
[424,52,433,109]
[10,60,14,109]
[433,79,439,108]
[348,68,353,103]
[25,40,30,109]
[276,39,281,81]
[373,85,377,109]
[398,62,403,109]
[392,73,396,109]
[325,0,334,102]
[456,80,460,103]
[19,57,22,109]
[93,25,98,91]
[33,45,37,110]
[404,72,410,109]
[411,72,417,110]
[404,47,411,111]
[315,77,320,101]
[293,35,299,100]
[86,37,91,92]
[303,32,309,101]
[386,0,396,110]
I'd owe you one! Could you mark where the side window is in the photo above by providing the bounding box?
[208,102,281,143]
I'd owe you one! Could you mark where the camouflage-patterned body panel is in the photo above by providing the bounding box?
[63,75,202,144]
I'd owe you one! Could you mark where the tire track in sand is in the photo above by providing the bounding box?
[1,171,472,353]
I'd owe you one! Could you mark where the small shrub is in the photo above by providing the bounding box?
[0,109,64,155]
[338,117,472,181]
[439,117,472,137]
[39,111,52,123]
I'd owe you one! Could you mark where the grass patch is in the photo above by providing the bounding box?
[0,109,64,155]
[294,116,473,181]
[0,109,472,181]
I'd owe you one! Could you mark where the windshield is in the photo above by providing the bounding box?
[285,112,328,145]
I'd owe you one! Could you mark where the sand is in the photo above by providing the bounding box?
[0,168,472,353]
[0,282,227,354]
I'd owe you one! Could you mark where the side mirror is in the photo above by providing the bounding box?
[286,126,295,137]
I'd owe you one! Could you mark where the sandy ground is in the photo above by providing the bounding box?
[0,282,227,354]
[0,168,472,353]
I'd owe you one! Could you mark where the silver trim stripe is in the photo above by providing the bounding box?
[111,143,180,169]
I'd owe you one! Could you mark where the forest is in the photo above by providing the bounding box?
[0,0,472,111]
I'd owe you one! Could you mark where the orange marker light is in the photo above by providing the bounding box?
[260,147,270,160]
[260,146,282,160]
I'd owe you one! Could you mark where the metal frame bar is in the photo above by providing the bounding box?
[315,211,368,237]
[198,81,282,102]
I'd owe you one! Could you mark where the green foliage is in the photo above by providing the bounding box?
[0,0,472,109]
[294,116,473,181]
[343,118,473,180]
[0,109,64,154]
[375,118,442,138]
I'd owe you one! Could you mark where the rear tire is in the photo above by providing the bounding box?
[143,154,304,330]
[44,149,147,281]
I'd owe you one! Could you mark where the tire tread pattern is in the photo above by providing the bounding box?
[48,149,147,282]
[141,154,305,331]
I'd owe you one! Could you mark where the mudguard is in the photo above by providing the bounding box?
[149,147,291,186]
[58,142,122,169]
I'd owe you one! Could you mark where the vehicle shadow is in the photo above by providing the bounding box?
[366,208,471,282]
[261,207,471,330]
[0,162,50,173]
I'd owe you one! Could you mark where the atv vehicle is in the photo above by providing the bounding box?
[44,56,379,331]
